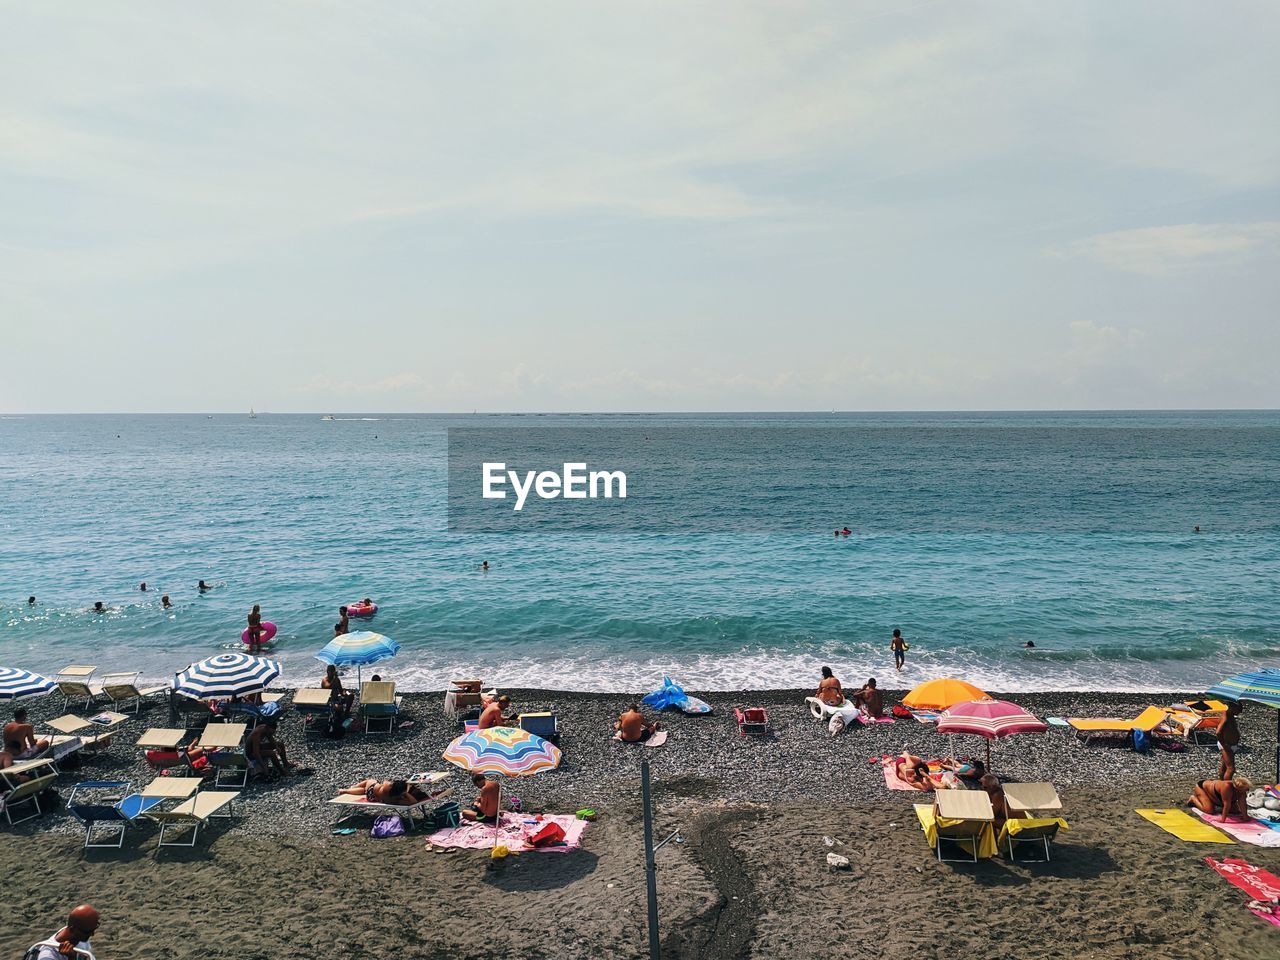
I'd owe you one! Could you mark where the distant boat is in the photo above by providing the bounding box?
[321,415,335,421]
[249,408,257,419]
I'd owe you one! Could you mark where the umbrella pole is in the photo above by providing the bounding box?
[986,739,991,773]
[495,777,502,849]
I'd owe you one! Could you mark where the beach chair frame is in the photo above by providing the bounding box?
[1,772,58,826]
[67,781,162,849]
[102,676,168,715]
[149,793,238,848]
[58,680,103,713]
[1002,822,1060,862]
[935,820,987,863]
[209,752,249,789]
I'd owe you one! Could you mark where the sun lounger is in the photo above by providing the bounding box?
[1067,705,1169,745]
[999,817,1069,861]
[207,751,250,788]
[1166,709,1224,745]
[146,791,240,847]
[174,694,217,729]
[916,791,998,862]
[67,780,164,848]
[328,786,452,829]
[100,673,168,714]
[519,712,560,743]
[1,763,59,826]
[361,681,402,733]
[57,679,105,713]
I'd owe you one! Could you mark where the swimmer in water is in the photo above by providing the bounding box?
[139,582,147,591]
[247,604,263,653]
[1194,525,1201,533]
[1023,640,1036,648]
[480,561,489,572]
[198,580,211,592]
[161,594,172,609]
[93,602,105,613]
[27,596,35,605]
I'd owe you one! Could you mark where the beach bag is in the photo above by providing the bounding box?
[891,705,912,719]
[528,822,566,848]
[371,815,405,839]
[1131,728,1150,753]
[429,802,461,830]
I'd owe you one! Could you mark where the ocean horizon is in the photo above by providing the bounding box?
[2,410,1277,694]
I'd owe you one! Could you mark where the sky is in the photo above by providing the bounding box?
[2,1,1278,413]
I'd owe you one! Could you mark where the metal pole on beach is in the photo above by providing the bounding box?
[642,759,660,960]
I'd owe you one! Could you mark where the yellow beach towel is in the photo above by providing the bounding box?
[1136,808,1234,843]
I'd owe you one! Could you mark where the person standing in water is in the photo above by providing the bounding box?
[247,604,263,653]
[891,628,908,671]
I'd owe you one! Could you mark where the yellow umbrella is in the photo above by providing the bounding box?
[902,677,989,711]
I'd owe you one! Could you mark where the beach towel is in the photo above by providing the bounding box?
[910,710,940,724]
[1194,811,1280,847]
[426,812,587,853]
[1205,858,1280,928]
[1135,809,1234,843]
[612,730,668,747]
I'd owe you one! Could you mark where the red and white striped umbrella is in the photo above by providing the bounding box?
[937,699,1048,769]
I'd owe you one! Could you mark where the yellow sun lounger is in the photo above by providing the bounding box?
[914,800,998,862]
[1067,706,1169,745]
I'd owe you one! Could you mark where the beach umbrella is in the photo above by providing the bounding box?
[1206,668,1280,783]
[0,667,55,701]
[314,631,400,685]
[937,698,1048,770]
[443,726,562,847]
[173,653,281,700]
[902,677,989,712]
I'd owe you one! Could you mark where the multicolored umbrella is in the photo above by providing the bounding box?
[315,631,400,684]
[173,653,281,699]
[0,667,55,701]
[443,726,562,776]
[1207,668,1280,783]
[902,677,989,711]
[443,726,562,849]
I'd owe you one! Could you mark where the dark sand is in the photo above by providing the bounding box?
[3,687,1278,959]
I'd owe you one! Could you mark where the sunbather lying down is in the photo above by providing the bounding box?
[896,752,932,791]
[894,752,983,791]
[339,779,429,806]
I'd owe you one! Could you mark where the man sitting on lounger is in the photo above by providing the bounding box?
[478,695,515,730]
[1189,776,1252,823]
[616,704,659,743]
[3,707,50,760]
[816,667,844,707]
[339,779,427,806]
[853,678,883,718]
[247,719,297,779]
[462,773,500,823]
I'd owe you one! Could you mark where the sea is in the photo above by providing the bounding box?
[1,411,1277,694]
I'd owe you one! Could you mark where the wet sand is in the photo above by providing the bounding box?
[2,687,1278,958]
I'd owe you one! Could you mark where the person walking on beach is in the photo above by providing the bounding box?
[26,903,99,959]
[891,629,908,671]
[246,604,263,653]
[1218,702,1242,780]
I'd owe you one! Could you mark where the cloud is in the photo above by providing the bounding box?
[1057,222,1280,275]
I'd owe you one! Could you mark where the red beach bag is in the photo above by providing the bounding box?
[528,822,567,848]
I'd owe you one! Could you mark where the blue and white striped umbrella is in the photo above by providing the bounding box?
[0,667,56,701]
[173,653,281,699]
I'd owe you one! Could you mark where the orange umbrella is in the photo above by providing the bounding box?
[902,677,989,711]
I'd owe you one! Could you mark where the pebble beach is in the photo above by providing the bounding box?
[4,684,1279,959]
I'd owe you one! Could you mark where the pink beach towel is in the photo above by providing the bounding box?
[1195,811,1280,847]
[426,812,587,853]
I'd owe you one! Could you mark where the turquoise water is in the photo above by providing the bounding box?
[1,412,1277,692]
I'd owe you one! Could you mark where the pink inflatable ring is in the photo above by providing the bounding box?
[347,601,377,618]
[242,620,278,645]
